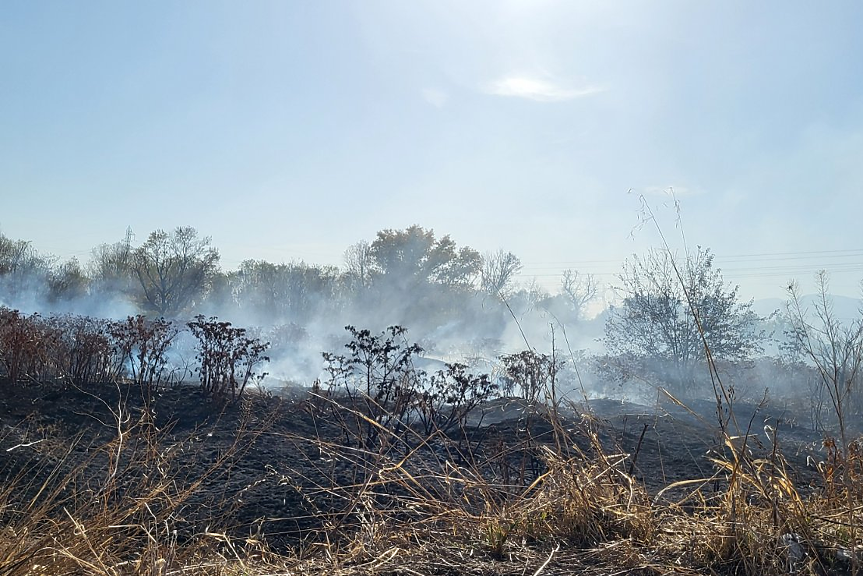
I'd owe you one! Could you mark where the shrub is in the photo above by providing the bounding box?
[499,349,564,403]
[0,307,57,384]
[49,314,114,386]
[322,325,423,448]
[418,362,497,436]
[187,315,270,402]
[108,315,179,398]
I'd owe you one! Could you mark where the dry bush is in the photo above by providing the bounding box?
[321,325,424,450]
[48,314,115,386]
[188,315,270,403]
[108,315,180,395]
[0,307,58,384]
[499,349,563,403]
[0,310,179,393]
[418,361,497,437]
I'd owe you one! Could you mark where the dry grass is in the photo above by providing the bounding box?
[0,381,861,576]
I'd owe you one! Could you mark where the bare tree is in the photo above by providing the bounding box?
[0,237,41,274]
[47,258,89,303]
[344,240,377,290]
[512,278,550,313]
[132,227,220,317]
[233,259,341,323]
[89,227,135,284]
[785,273,863,573]
[481,250,522,298]
[560,269,597,320]
[0,232,52,300]
[785,272,863,452]
[603,247,764,397]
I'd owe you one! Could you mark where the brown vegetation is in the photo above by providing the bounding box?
[0,313,861,575]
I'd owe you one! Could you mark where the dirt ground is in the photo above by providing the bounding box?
[0,380,834,555]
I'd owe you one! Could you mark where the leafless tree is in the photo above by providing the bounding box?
[603,247,763,397]
[0,232,52,299]
[233,259,341,323]
[89,227,135,284]
[132,227,220,316]
[344,240,376,290]
[48,258,89,302]
[560,269,597,320]
[481,250,522,298]
[785,272,863,454]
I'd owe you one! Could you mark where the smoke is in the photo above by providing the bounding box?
[0,269,138,321]
[6,226,856,418]
[0,246,652,406]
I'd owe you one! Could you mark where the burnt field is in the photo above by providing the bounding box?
[0,377,858,576]
[6,0,863,571]
[0,298,862,575]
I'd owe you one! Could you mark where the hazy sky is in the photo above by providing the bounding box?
[2,1,863,303]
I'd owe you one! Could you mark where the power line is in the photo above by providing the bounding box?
[516,248,863,271]
[719,248,863,258]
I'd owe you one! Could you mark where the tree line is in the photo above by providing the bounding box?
[0,225,596,330]
[2,224,862,424]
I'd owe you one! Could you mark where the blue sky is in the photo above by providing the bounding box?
[2,1,863,303]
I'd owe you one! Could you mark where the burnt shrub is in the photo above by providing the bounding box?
[187,315,270,402]
[0,307,60,384]
[322,326,498,452]
[1,309,181,390]
[108,315,179,398]
[1,308,121,386]
[48,314,114,386]
[418,362,497,436]
[322,325,424,448]
[499,350,564,403]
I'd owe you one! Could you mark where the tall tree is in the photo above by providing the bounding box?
[0,231,53,304]
[132,227,220,317]
[785,272,863,445]
[88,227,137,304]
[233,259,341,323]
[47,258,89,303]
[89,227,135,283]
[369,225,481,289]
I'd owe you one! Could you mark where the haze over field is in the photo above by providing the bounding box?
[2,1,863,303]
[7,7,863,573]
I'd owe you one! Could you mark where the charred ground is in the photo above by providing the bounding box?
[0,377,849,575]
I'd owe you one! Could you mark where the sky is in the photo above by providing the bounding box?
[2,0,863,305]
